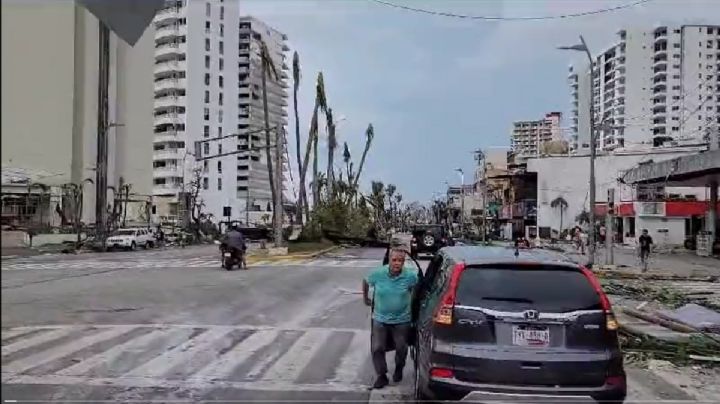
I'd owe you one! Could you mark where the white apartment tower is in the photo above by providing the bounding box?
[510,112,563,157]
[569,24,720,153]
[151,0,289,224]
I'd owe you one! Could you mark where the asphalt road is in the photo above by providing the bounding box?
[1,245,713,403]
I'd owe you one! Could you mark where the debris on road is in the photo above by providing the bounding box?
[657,304,720,333]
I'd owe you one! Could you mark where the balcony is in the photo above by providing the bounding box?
[154,61,184,76]
[154,7,184,24]
[153,148,183,160]
[154,95,186,109]
[156,23,187,41]
[153,183,182,196]
[154,114,183,126]
[154,130,184,143]
[155,42,186,59]
[154,78,186,92]
[153,166,183,178]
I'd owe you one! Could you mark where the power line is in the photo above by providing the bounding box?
[369,0,654,21]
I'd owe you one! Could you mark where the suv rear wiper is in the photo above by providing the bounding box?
[480,297,534,304]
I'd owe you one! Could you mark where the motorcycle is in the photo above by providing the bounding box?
[219,243,246,271]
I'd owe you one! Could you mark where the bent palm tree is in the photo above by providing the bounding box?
[299,72,327,219]
[292,51,303,224]
[353,124,374,189]
[550,196,569,234]
[325,107,337,191]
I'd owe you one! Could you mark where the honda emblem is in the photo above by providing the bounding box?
[523,310,540,321]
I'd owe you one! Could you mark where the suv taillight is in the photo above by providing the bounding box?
[581,266,618,331]
[433,262,466,325]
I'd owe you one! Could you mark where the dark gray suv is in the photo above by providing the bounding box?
[413,246,626,403]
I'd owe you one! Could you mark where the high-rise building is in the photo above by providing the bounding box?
[1,0,155,225]
[510,112,563,157]
[568,25,720,153]
[151,1,289,224]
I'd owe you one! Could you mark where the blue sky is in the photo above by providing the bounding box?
[241,0,718,202]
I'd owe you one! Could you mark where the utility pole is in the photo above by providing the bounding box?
[273,127,284,247]
[606,188,615,265]
[482,164,488,243]
[95,22,111,249]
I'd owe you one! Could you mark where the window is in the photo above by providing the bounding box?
[219,58,224,70]
[456,267,602,312]
[709,27,714,35]
[220,6,224,19]
[220,23,224,37]
[203,161,209,172]
[673,43,680,48]
[204,73,210,85]
[217,161,222,173]
[204,107,210,120]
[204,90,210,103]
[672,74,680,79]
[218,143,223,154]
[205,21,210,33]
[219,76,224,88]
[219,92,223,105]
[203,177,209,190]
[203,125,210,137]
[218,127,223,137]
[203,142,210,155]
[205,55,210,68]
[205,38,210,51]
[219,41,224,54]
[205,2,211,17]
[218,109,223,123]
[672,85,680,90]
[672,105,680,111]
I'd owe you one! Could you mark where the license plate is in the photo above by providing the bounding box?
[512,325,550,347]
[223,252,231,257]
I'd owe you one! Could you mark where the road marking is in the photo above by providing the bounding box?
[2,328,76,356]
[331,330,371,384]
[1,326,133,374]
[261,329,330,382]
[191,329,278,380]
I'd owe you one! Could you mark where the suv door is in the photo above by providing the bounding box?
[446,264,617,388]
[416,255,452,372]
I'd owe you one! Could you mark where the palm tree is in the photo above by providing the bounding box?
[62,178,94,247]
[292,51,303,224]
[26,182,50,228]
[299,72,327,219]
[386,184,397,227]
[259,40,279,224]
[325,107,337,190]
[343,142,352,179]
[550,196,569,234]
[353,124,374,189]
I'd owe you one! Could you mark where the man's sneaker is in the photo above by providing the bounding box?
[393,368,403,383]
[372,374,389,389]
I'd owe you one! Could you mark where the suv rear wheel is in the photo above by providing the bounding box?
[422,234,435,247]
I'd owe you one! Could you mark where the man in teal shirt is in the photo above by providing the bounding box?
[363,247,419,389]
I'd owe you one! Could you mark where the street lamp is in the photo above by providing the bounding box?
[559,35,597,266]
[455,168,465,234]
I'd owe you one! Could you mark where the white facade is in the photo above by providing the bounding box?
[510,112,562,158]
[569,25,720,152]
[151,1,289,224]
[527,147,706,242]
[1,0,155,225]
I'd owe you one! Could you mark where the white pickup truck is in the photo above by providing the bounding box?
[106,228,155,251]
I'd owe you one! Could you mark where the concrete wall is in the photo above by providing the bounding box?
[636,216,686,246]
[1,1,76,186]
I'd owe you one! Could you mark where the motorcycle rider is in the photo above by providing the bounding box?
[222,223,247,269]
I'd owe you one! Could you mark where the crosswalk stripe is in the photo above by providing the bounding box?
[55,328,178,376]
[191,329,278,380]
[2,328,76,356]
[2,326,134,374]
[331,331,370,384]
[1,328,38,341]
[124,328,231,378]
[261,329,330,382]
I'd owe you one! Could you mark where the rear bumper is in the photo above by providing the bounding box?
[429,376,626,402]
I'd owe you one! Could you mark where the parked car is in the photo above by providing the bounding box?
[410,224,452,259]
[106,228,155,251]
[413,246,626,403]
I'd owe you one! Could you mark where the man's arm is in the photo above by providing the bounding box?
[362,279,372,306]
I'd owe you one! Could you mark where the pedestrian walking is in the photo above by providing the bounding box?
[638,229,653,272]
[363,247,418,389]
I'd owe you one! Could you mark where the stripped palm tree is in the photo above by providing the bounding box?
[353,124,374,189]
[299,72,327,220]
[325,107,337,192]
[292,51,304,225]
[259,40,279,222]
[26,182,49,227]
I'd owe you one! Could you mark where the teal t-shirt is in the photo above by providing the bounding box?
[366,265,419,324]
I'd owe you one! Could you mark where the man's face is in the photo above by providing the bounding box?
[643,230,648,235]
[389,251,405,275]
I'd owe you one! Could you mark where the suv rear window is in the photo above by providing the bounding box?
[455,266,601,313]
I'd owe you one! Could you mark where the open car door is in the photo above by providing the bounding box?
[373,246,424,353]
